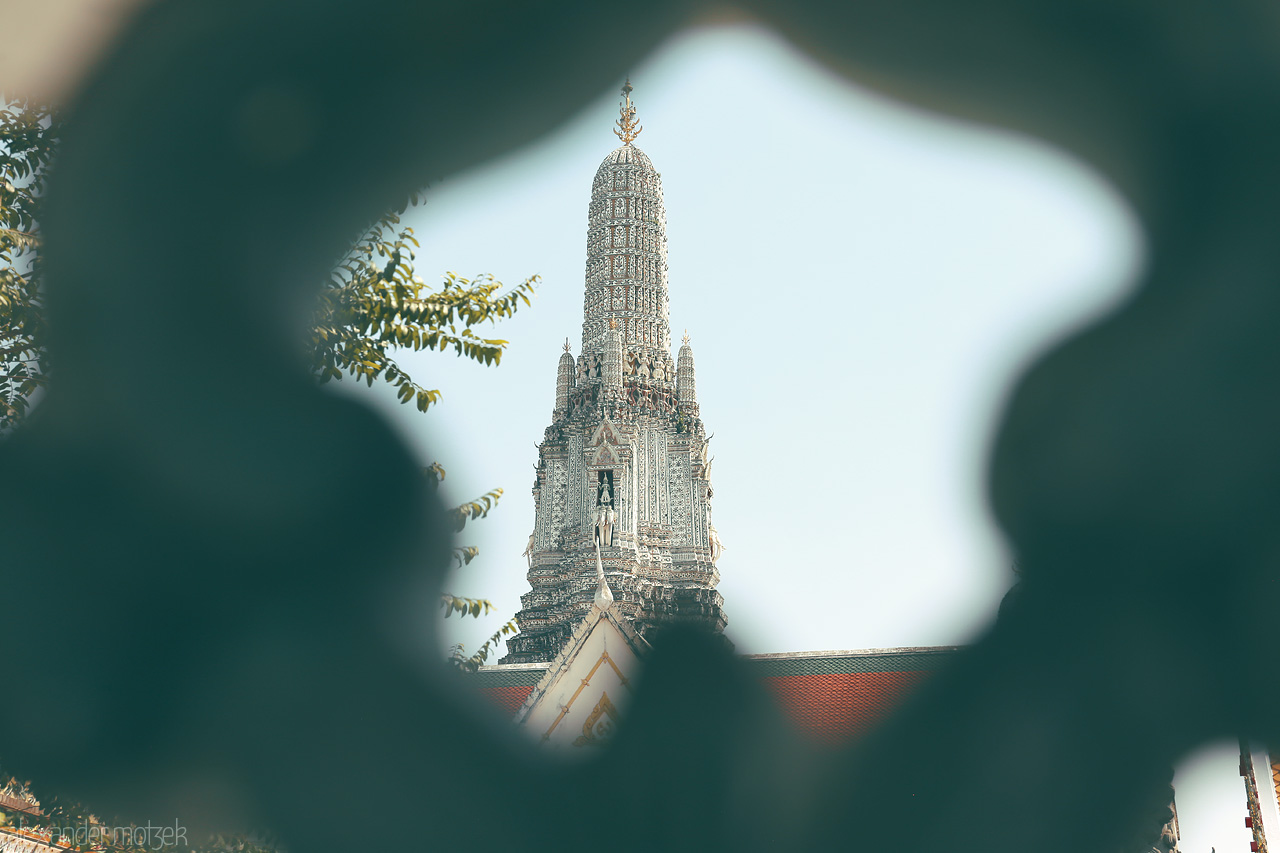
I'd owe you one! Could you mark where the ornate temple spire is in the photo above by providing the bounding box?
[581,81,670,360]
[554,340,575,418]
[614,79,642,145]
[677,330,698,413]
[503,82,725,665]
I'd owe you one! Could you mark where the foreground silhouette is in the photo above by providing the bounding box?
[2,1,1275,850]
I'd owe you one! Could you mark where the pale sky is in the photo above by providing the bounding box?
[387,23,1140,655]
[344,23,1250,853]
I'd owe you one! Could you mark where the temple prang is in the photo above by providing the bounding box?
[502,83,726,664]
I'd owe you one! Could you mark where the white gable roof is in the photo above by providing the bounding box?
[513,563,649,752]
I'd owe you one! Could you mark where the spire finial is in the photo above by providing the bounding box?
[682,330,690,346]
[614,78,642,145]
[594,541,614,609]
[564,337,571,353]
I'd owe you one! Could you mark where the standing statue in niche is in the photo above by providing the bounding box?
[595,477,615,546]
[523,532,535,569]
[637,354,651,380]
[651,359,664,382]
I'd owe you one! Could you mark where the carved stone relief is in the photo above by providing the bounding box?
[568,432,585,526]
[549,459,567,542]
[669,451,692,544]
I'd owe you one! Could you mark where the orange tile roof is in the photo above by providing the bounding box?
[468,647,954,744]
[758,670,931,744]
[482,685,536,715]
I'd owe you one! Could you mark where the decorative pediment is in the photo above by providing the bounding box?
[590,443,619,466]
[513,585,649,751]
[590,417,621,448]
[572,690,620,747]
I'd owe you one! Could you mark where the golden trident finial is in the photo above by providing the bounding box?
[564,338,571,353]
[614,79,642,145]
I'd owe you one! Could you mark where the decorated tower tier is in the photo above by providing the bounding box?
[502,83,727,664]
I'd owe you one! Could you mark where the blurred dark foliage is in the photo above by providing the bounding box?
[2,0,1277,851]
[0,99,56,429]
